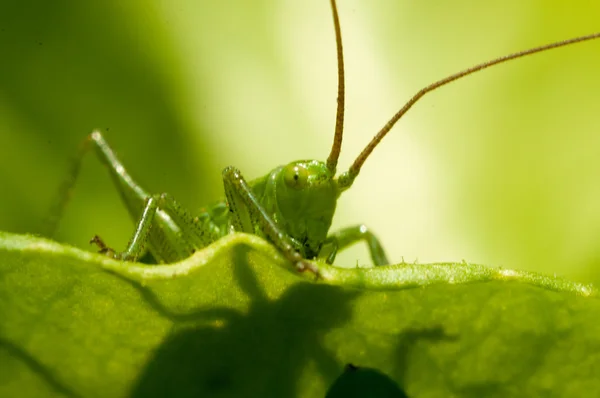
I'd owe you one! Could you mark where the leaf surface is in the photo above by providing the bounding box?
[1,231,598,397]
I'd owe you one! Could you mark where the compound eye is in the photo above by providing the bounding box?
[283,164,308,190]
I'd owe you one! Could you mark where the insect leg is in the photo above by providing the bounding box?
[92,193,198,262]
[222,166,319,274]
[321,225,389,266]
[155,192,221,250]
[46,131,193,263]
[44,131,149,237]
[110,196,158,261]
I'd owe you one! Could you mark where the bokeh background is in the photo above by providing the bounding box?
[1,0,599,282]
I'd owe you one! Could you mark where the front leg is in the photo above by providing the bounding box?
[320,225,389,266]
[222,166,319,275]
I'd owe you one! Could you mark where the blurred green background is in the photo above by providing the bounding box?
[1,0,599,281]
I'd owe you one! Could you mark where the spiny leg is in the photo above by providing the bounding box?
[155,192,222,250]
[45,131,194,263]
[44,131,150,237]
[222,166,319,275]
[90,196,159,261]
[320,225,389,266]
[91,193,205,262]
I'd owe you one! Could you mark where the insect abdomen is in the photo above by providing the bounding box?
[197,201,231,242]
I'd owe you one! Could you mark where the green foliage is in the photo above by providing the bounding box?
[1,231,599,397]
[2,1,600,280]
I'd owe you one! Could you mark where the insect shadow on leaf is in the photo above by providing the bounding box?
[325,364,409,398]
[110,244,361,397]
[392,325,458,382]
[324,326,458,397]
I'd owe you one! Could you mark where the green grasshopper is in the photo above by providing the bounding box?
[46,0,600,275]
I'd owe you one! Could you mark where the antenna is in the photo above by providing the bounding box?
[325,0,345,174]
[335,30,600,189]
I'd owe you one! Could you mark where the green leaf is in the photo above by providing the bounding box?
[1,231,599,398]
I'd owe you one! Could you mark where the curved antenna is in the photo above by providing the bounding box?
[326,0,345,174]
[337,32,600,189]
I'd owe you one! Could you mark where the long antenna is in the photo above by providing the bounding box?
[326,0,345,174]
[336,32,600,189]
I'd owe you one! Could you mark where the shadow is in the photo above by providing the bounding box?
[323,326,457,398]
[393,325,458,382]
[390,326,510,397]
[129,245,361,397]
[0,337,82,398]
[326,364,409,398]
[118,246,478,397]
[108,270,242,323]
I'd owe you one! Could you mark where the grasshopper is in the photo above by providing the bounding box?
[46,0,600,275]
